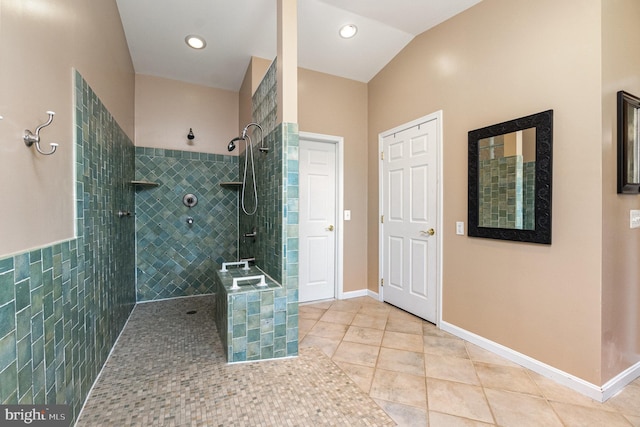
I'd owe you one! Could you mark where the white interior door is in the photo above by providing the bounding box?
[382,116,439,322]
[299,138,337,302]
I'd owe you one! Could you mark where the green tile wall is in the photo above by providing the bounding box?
[134,148,239,301]
[0,71,136,425]
[237,123,299,359]
[213,267,285,362]
[479,155,524,229]
[238,60,298,358]
[523,162,536,230]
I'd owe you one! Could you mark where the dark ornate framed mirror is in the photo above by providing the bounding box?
[468,110,553,244]
[617,91,640,194]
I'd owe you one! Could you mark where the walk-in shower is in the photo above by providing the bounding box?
[227,122,266,215]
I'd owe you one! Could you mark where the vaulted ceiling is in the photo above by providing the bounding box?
[116,0,481,91]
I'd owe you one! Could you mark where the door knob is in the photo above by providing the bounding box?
[327,225,334,231]
[421,228,435,236]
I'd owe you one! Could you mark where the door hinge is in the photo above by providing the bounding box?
[380,215,384,223]
[380,151,384,160]
[380,278,384,287]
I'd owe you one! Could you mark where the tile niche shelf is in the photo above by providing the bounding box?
[131,180,159,188]
[219,181,243,189]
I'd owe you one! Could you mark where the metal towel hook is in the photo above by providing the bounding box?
[24,111,59,155]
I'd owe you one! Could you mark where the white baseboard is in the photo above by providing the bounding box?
[339,289,380,300]
[601,359,640,401]
[440,320,640,402]
[340,289,368,299]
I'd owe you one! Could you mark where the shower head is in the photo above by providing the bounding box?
[227,137,244,152]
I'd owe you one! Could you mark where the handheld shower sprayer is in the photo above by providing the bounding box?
[226,122,266,216]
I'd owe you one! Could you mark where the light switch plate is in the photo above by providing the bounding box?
[456,221,465,235]
[631,210,640,229]
[344,210,351,221]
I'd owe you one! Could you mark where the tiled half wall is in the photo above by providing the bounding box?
[0,71,136,425]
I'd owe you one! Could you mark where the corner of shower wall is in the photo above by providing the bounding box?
[237,59,298,357]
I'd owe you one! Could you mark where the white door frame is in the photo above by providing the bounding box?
[378,111,443,324]
[299,131,344,300]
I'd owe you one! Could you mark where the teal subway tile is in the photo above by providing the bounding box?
[274,297,286,312]
[30,287,44,316]
[14,280,30,312]
[274,311,286,326]
[29,249,42,263]
[274,322,286,337]
[0,258,14,275]
[286,340,298,356]
[0,362,18,403]
[44,315,55,344]
[14,254,30,282]
[29,261,43,290]
[247,341,260,359]
[232,351,246,363]
[17,363,33,400]
[231,337,246,353]
[16,335,31,369]
[260,345,273,359]
[0,272,13,306]
[286,250,298,263]
[32,362,45,399]
[15,308,31,341]
[18,391,32,405]
[31,336,44,371]
[260,304,273,319]
[247,328,260,343]
[261,332,274,347]
[260,318,274,334]
[0,302,15,338]
[33,388,45,405]
[247,314,260,330]
[261,291,274,305]
[44,338,54,369]
[232,294,247,310]
[247,301,260,316]
[287,212,298,225]
[287,316,299,332]
[232,323,246,338]
[0,331,16,373]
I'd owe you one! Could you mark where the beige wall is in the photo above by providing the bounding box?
[135,74,238,154]
[601,0,640,382]
[298,68,368,292]
[368,0,605,383]
[0,0,134,257]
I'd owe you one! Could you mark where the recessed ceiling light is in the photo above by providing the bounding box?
[339,24,358,39]
[185,35,206,49]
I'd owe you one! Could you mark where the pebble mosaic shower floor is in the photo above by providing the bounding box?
[76,296,394,426]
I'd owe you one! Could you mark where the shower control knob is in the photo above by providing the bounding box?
[183,194,198,208]
[186,217,194,225]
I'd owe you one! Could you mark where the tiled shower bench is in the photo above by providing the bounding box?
[214,262,288,362]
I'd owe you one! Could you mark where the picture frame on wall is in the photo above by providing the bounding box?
[617,90,640,194]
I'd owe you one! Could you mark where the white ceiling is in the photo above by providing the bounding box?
[115,0,481,92]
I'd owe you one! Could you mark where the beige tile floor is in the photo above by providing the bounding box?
[299,297,640,427]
